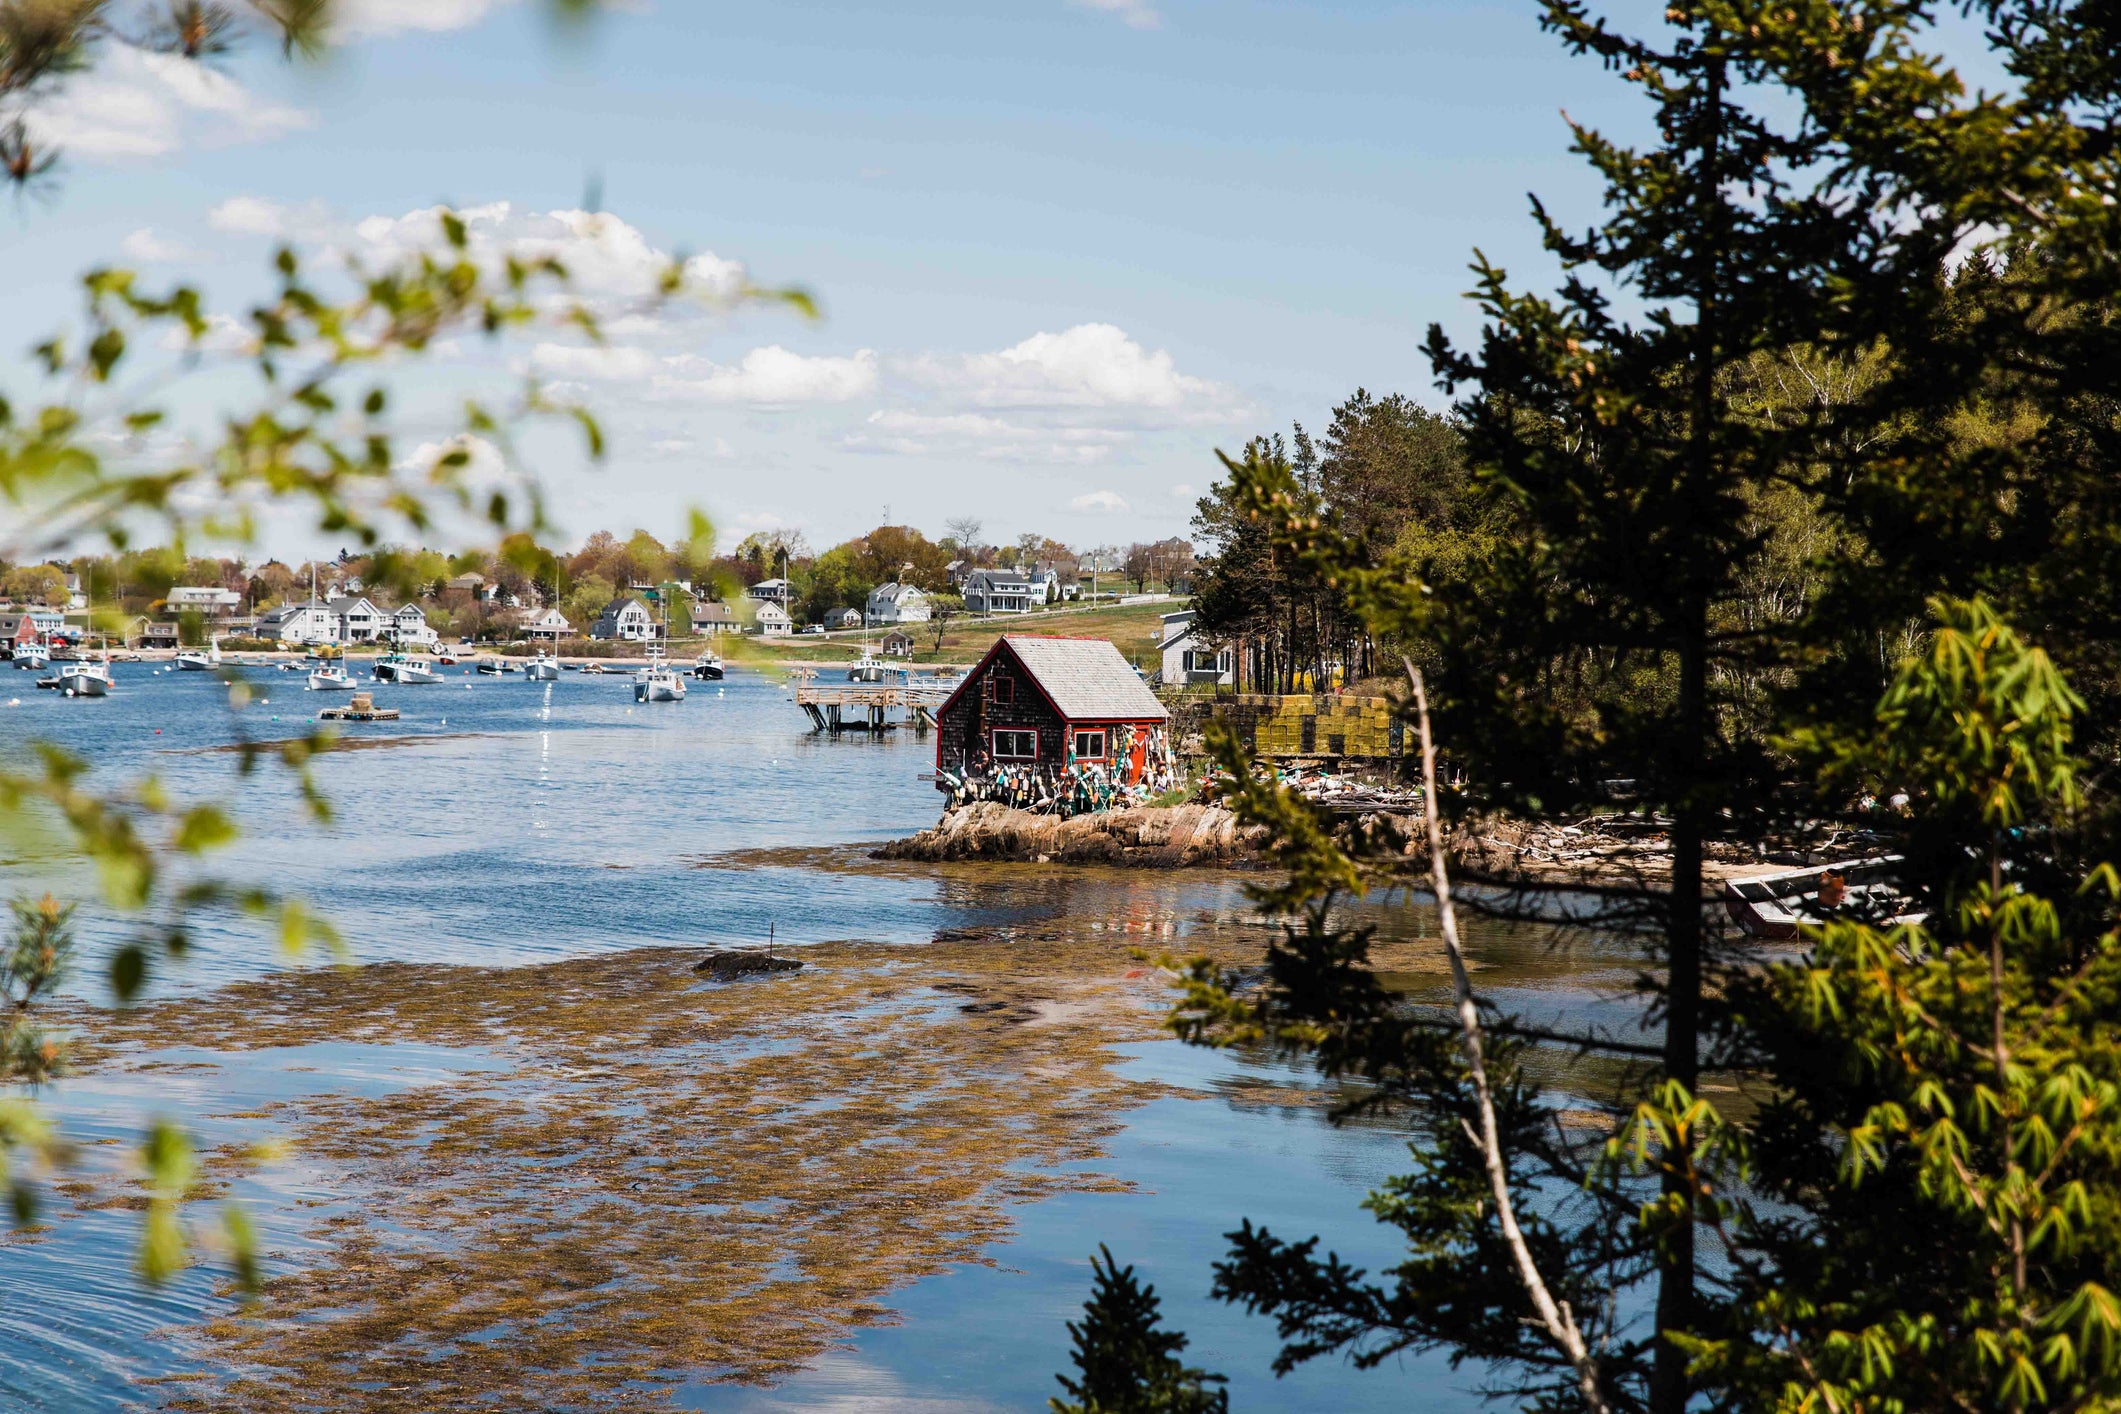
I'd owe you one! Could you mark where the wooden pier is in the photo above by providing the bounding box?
[794,682,954,734]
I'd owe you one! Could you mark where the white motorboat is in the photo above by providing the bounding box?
[476,657,515,676]
[13,639,49,670]
[374,652,441,684]
[692,651,724,681]
[308,663,355,691]
[525,650,561,681]
[57,652,112,698]
[847,650,886,684]
[173,637,222,671]
[633,644,685,703]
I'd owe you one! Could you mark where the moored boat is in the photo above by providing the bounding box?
[1722,855,1923,939]
[525,650,560,681]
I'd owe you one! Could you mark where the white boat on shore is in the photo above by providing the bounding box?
[1722,855,1923,939]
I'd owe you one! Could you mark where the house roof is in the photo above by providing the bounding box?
[967,569,1032,591]
[867,581,926,604]
[756,603,792,623]
[598,596,647,619]
[692,602,736,622]
[943,635,1167,723]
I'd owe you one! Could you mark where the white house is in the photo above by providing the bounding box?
[863,582,931,626]
[258,599,342,646]
[963,570,1035,615]
[517,607,573,642]
[591,596,659,641]
[167,586,242,616]
[328,596,387,643]
[748,577,792,605]
[755,602,793,637]
[388,603,439,647]
[1158,610,1234,687]
[827,607,864,630]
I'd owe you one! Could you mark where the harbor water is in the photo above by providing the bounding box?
[0,658,1643,1410]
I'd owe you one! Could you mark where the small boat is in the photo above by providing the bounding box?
[308,663,355,691]
[56,656,113,698]
[524,650,561,682]
[692,651,725,681]
[374,652,441,684]
[1723,856,1924,939]
[580,662,610,675]
[173,637,222,672]
[476,658,517,676]
[435,650,465,666]
[13,640,49,670]
[633,644,685,703]
[847,650,886,684]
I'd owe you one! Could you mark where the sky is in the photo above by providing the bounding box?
[1,0,1656,558]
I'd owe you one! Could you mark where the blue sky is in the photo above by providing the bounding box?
[4,0,1652,556]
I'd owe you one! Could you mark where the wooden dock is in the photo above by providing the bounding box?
[794,682,954,734]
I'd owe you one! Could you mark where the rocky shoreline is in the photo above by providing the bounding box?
[874,801,1275,867]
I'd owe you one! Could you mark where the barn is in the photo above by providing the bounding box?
[933,635,1173,811]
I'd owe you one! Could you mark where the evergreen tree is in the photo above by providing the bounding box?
[1052,1246,1228,1414]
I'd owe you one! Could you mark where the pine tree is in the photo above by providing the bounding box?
[1052,1246,1228,1414]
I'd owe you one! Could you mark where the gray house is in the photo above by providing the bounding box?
[963,570,1035,615]
[591,596,659,641]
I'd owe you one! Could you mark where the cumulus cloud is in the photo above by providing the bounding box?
[530,343,662,382]
[901,323,1234,415]
[1072,0,1161,28]
[24,43,311,160]
[349,204,747,305]
[652,347,879,405]
[1071,490,1133,513]
[207,195,338,241]
[121,228,195,263]
[335,0,519,36]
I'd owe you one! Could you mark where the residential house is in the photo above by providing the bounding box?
[131,618,180,648]
[444,572,487,596]
[826,607,864,630]
[517,607,574,642]
[962,570,1036,615]
[1157,610,1234,687]
[747,577,792,606]
[754,602,793,637]
[591,596,659,641]
[934,635,1169,788]
[328,596,386,643]
[167,586,242,616]
[690,601,736,637]
[11,609,65,644]
[863,582,931,626]
[388,603,439,648]
[63,573,87,611]
[881,629,915,658]
[258,599,341,645]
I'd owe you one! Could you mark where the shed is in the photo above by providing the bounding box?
[881,629,915,658]
[934,635,1169,793]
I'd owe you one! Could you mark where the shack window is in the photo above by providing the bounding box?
[992,728,1037,760]
[992,670,1014,705]
[1072,730,1107,760]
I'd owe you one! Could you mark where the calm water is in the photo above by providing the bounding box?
[0,658,1640,1410]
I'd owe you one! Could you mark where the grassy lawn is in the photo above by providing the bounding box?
[707,598,1177,670]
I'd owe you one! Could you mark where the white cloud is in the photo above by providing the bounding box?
[24,43,311,160]
[1170,482,1198,500]
[842,409,1131,464]
[902,323,1233,415]
[121,228,195,263]
[207,195,337,241]
[530,343,661,382]
[652,347,879,405]
[1072,0,1161,29]
[335,0,519,36]
[349,204,747,306]
[1071,490,1133,514]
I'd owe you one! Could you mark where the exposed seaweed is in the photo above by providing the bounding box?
[68,929,1298,1411]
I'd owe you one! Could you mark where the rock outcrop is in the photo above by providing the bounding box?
[875,801,1273,868]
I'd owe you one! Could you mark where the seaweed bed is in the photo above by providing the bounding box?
[60,925,1428,1411]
